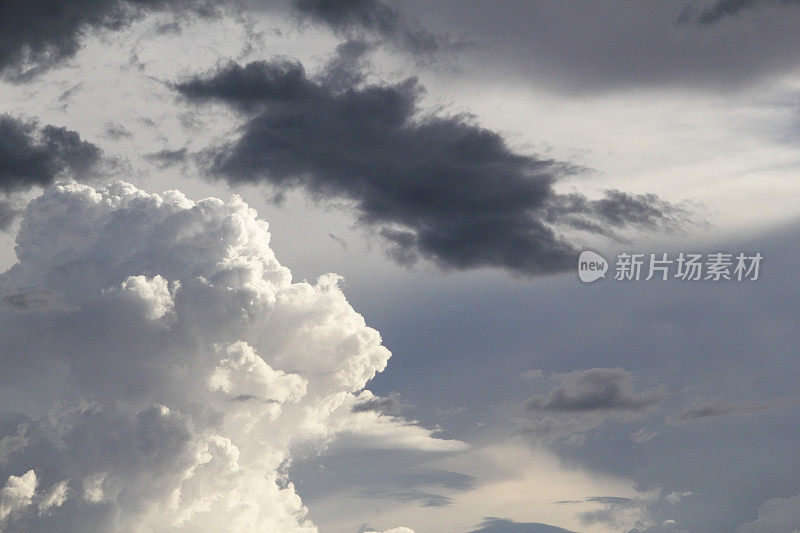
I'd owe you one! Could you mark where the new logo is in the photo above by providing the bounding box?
[578,250,608,283]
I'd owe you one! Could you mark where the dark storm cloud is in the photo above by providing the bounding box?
[0,115,101,192]
[470,517,577,533]
[665,396,799,424]
[175,60,319,112]
[175,60,688,275]
[0,115,101,230]
[292,0,442,55]
[526,368,664,414]
[0,0,220,77]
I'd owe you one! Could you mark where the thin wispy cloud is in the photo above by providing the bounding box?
[666,396,800,425]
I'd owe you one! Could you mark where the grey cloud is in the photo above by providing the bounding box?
[175,59,320,112]
[0,289,76,313]
[291,0,443,55]
[229,394,280,404]
[0,0,116,75]
[175,59,687,276]
[630,427,658,444]
[516,416,592,443]
[579,495,648,529]
[0,115,101,193]
[666,396,799,425]
[0,198,24,231]
[695,0,756,24]
[0,0,443,78]
[289,445,474,514]
[629,525,691,533]
[357,224,800,532]
[103,123,132,141]
[586,496,633,506]
[0,0,219,77]
[693,0,800,25]
[555,496,634,506]
[552,494,651,528]
[358,487,452,507]
[736,494,800,533]
[399,1,800,92]
[328,232,348,249]
[472,499,649,532]
[352,394,402,415]
[580,509,618,527]
[144,147,188,168]
[0,405,195,531]
[667,400,739,423]
[318,39,372,91]
[470,517,577,533]
[57,83,84,109]
[0,423,28,464]
[6,0,800,92]
[526,368,664,414]
[546,190,693,238]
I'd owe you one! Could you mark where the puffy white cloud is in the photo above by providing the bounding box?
[0,180,461,531]
[110,275,177,321]
[208,341,307,404]
[0,469,69,526]
[0,470,36,521]
[37,480,69,513]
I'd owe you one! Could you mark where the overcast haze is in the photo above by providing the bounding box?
[0,1,799,532]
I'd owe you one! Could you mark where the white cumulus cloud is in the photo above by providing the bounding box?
[0,470,37,521]
[0,180,462,531]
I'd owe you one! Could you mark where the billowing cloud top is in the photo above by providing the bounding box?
[0,181,458,531]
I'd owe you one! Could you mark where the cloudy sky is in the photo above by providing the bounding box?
[0,1,799,532]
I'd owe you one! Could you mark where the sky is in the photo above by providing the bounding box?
[0,1,798,532]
